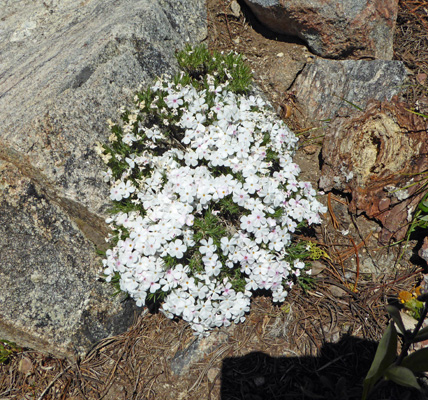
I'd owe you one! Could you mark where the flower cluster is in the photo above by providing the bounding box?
[98,48,326,335]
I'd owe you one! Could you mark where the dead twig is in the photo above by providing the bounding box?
[222,3,233,42]
[372,268,424,290]
[335,232,372,262]
[37,365,72,400]
[327,193,340,229]
[349,237,360,293]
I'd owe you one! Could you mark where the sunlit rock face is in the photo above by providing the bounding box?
[0,0,206,359]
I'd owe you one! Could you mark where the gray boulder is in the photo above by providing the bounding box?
[291,58,407,122]
[242,0,398,59]
[0,0,206,359]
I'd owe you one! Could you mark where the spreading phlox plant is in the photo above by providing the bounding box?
[97,45,327,336]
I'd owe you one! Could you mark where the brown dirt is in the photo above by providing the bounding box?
[1,0,428,399]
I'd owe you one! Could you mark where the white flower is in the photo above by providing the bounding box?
[205,260,222,277]
[167,239,187,259]
[243,175,260,194]
[199,237,216,256]
[240,215,255,233]
[100,55,326,335]
[220,237,236,255]
[165,93,183,109]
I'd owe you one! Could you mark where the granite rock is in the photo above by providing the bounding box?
[0,0,206,359]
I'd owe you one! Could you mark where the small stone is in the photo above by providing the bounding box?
[207,368,220,382]
[398,311,418,334]
[416,73,427,85]
[18,357,33,375]
[230,0,241,18]
[242,0,398,59]
[419,238,428,265]
[254,376,265,386]
[276,52,284,57]
[328,285,347,298]
[303,145,318,155]
[378,198,390,212]
[292,59,407,124]
[310,261,326,276]
[232,37,240,45]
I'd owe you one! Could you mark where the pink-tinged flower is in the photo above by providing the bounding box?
[165,93,183,109]
[240,215,255,233]
[250,210,266,227]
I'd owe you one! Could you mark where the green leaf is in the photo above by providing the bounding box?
[419,202,428,213]
[418,192,428,213]
[402,348,428,373]
[405,108,428,119]
[365,323,397,380]
[362,323,398,400]
[386,305,407,336]
[384,365,421,390]
[414,326,428,343]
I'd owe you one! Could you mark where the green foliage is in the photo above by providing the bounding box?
[176,44,253,94]
[193,210,228,247]
[109,272,125,297]
[383,365,420,390]
[230,273,246,292]
[188,252,204,274]
[392,173,428,260]
[297,275,315,293]
[163,255,180,269]
[401,348,428,373]
[265,148,280,166]
[0,340,21,364]
[362,323,398,399]
[306,241,331,261]
[108,199,139,215]
[362,300,428,399]
[218,195,244,220]
[404,297,424,320]
[146,291,167,303]
[408,190,428,238]
[405,108,428,119]
[285,241,311,262]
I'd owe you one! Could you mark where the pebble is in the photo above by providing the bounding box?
[303,145,318,155]
[328,285,347,298]
[207,368,220,382]
[230,0,241,18]
[18,357,33,375]
[310,260,326,276]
